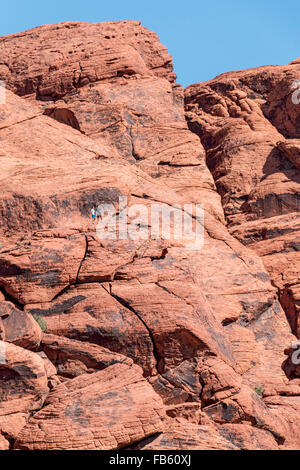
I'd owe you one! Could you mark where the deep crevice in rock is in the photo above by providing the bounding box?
[0,285,24,311]
[75,234,88,285]
[101,283,163,374]
[43,107,82,132]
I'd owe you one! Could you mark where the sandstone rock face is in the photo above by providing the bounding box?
[0,21,299,450]
[185,62,300,376]
[132,420,239,450]
[0,434,9,450]
[14,363,165,450]
[0,301,42,349]
[0,341,49,439]
[0,21,176,96]
[41,333,133,378]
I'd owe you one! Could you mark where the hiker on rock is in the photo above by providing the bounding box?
[91,207,96,223]
[96,205,103,222]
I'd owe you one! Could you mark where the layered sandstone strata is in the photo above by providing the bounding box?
[0,21,299,449]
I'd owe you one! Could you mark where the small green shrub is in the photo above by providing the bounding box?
[254,385,264,397]
[31,313,47,332]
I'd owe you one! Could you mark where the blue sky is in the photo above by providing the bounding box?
[1,0,299,87]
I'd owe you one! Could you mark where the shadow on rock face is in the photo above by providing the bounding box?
[43,107,81,132]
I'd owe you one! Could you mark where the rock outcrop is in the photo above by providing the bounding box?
[14,363,165,450]
[185,61,300,374]
[0,21,299,450]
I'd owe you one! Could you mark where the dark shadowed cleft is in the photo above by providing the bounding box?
[78,188,123,215]
[0,262,31,278]
[29,295,86,317]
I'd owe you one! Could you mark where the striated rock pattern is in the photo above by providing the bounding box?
[0,20,299,450]
[185,61,300,375]
[15,363,165,450]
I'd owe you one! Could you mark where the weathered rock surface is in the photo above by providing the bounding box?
[41,332,133,378]
[0,21,299,450]
[132,418,281,450]
[0,434,9,450]
[185,62,300,376]
[14,363,165,450]
[217,423,279,450]
[131,420,239,450]
[0,301,42,349]
[0,21,176,96]
[0,341,48,439]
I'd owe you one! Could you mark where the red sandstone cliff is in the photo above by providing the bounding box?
[0,21,299,450]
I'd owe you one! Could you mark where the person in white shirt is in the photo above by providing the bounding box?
[91,207,96,223]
